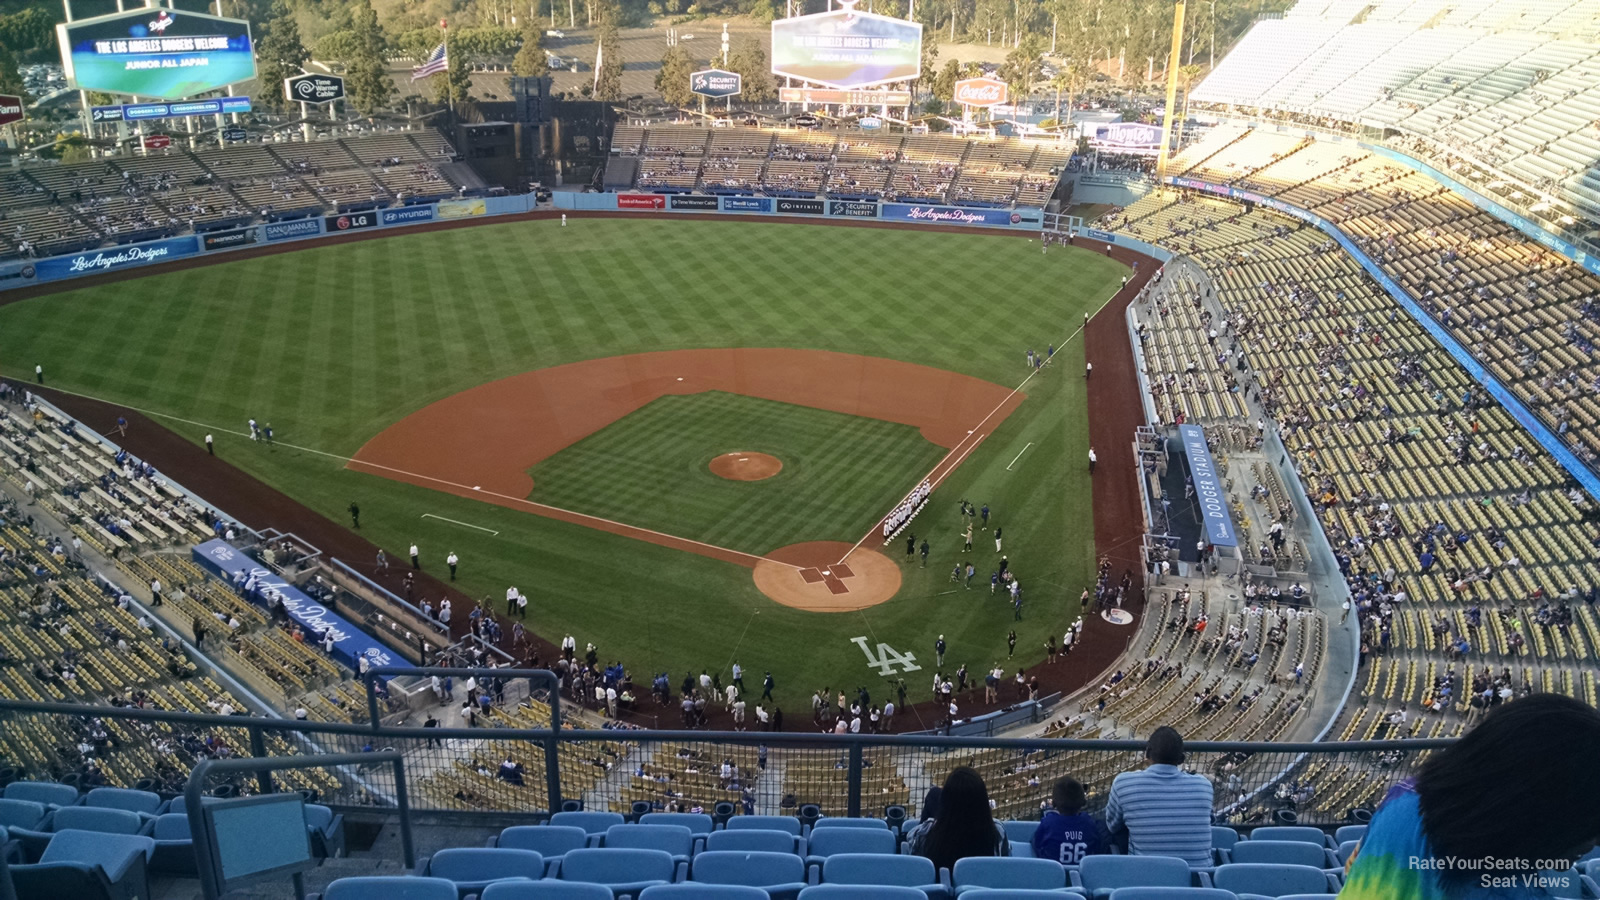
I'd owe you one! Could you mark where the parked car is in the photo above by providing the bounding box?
[546,29,564,37]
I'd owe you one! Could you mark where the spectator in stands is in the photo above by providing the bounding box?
[907,766,1011,870]
[1105,726,1213,866]
[1033,776,1108,864]
[1344,694,1600,899]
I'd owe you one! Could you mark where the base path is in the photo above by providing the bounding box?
[350,348,1021,568]
[709,452,782,482]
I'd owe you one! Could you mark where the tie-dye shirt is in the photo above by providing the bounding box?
[1342,782,1564,899]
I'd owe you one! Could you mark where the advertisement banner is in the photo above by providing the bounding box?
[881,204,1023,227]
[0,95,23,126]
[263,218,321,242]
[437,198,487,219]
[201,226,257,251]
[285,73,345,105]
[689,68,742,99]
[381,206,435,225]
[1178,425,1238,548]
[33,235,199,281]
[193,540,411,676]
[325,210,378,232]
[56,8,255,100]
[952,77,1007,108]
[778,87,911,106]
[723,196,772,212]
[1090,122,1164,153]
[828,200,879,217]
[617,193,667,210]
[669,195,720,211]
[775,197,825,215]
[1084,228,1115,242]
[771,8,922,89]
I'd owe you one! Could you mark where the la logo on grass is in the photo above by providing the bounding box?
[851,637,921,675]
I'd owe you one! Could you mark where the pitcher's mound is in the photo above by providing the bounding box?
[710,451,782,481]
[754,541,901,612]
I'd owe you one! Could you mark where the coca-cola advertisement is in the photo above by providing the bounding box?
[953,77,1007,108]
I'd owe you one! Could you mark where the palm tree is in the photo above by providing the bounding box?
[1176,63,1203,146]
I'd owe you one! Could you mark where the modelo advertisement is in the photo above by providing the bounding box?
[771,8,922,89]
[829,200,878,218]
[775,198,825,215]
[263,218,322,242]
[722,196,772,212]
[881,204,1025,227]
[201,226,258,252]
[382,206,435,225]
[669,195,720,211]
[57,8,256,100]
[617,193,666,210]
[325,210,378,232]
[33,235,201,282]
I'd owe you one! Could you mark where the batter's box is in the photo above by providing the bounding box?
[823,575,850,594]
[830,563,854,579]
[798,568,824,584]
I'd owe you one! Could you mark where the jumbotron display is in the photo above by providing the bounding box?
[771,1,921,89]
[57,8,256,100]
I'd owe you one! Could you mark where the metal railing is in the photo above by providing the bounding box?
[0,692,1448,826]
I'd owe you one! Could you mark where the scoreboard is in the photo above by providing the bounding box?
[57,8,255,100]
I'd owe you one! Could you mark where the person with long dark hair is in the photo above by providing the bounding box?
[1342,694,1600,898]
[907,766,1011,871]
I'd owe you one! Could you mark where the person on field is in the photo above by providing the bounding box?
[348,501,360,529]
[443,550,457,580]
[994,525,1003,553]
[965,563,976,589]
[1089,448,1098,472]
[981,504,989,528]
[936,635,946,667]
[263,423,274,444]
[1086,361,1093,379]
[920,539,930,567]
[34,364,43,384]
[964,522,974,552]
[516,591,527,619]
[761,671,775,702]
[906,533,916,560]
[248,418,258,440]
[205,433,214,455]
[410,542,420,569]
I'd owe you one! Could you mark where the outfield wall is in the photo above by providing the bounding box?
[0,193,1050,292]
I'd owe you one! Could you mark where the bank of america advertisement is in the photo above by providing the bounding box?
[57,8,255,100]
[771,5,921,89]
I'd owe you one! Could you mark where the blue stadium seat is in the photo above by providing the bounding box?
[811,818,888,831]
[640,886,769,900]
[1210,828,1240,865]
[727,816,803,836]
[0,798,46,830]
[1211,864,1335,898]
[7,860,130,900]
[1227,842,1334,871]
[960,892,1087,900]
[705,828,802,855]
[1331,826,1365,846]
[306,803,347,859]
[605,825,695,879]
[1073,856,1193,899]
[416,847,546,898]
[552,812,628,846]
[1547,868,1584,899]
[148,814,198,876]
[952,857,1068,893]
[1242,829,1331,850]
[805,826,895,867]
[822,852,946,899]
[323,876,459,900]
[559,847,677,896]
[25,829,156,900]
[640,812,715,835]
[3,781,79,809]
[798,887,927,900]
[12,806,144,862]
[1334,842,1358,867]
[83,788,163,819]
[1107,883,1241,890]
[1268,895,1335,900]
[690,850,810,900]
[495,824,590,872]
[481,882,615,900]
[1001,822,1041,845]
[164,795,219,817]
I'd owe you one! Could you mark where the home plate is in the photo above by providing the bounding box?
[677,377,684,381]
[473,486,481,490]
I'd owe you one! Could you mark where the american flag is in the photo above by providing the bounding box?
[411,43,447,80]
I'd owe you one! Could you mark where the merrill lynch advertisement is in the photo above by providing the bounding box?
[881,204,1023,227]
[722,196,771,212]
[34,235,200,281]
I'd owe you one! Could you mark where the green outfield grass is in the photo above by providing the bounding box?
[528,392,946,554]
[0,217,1126,713]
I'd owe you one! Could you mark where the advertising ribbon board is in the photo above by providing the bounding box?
[723,196,772,212]
[325,211,378,232]
[193,540,412,676]
[669,195,720,211]
[201,227,257,251]
[778,87,912,106]
[881,204,1023,227]
[33,235,200,282]
[775,198,825,215]
[828,200,879,217]
[1178,424,1238,548]
[437,198,487,219]
[381,206,435,225]
[617,194,667,210]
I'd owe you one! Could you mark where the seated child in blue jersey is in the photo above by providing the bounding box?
[1032,776,1108,865]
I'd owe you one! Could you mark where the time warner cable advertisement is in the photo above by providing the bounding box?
[57,8,255,100]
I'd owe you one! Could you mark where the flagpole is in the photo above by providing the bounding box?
[443,19,453,116]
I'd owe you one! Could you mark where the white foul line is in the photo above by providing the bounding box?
[421,513,500,535]
[1006,442,1035,471]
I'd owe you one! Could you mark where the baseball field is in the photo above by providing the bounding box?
[0,216,1129,724]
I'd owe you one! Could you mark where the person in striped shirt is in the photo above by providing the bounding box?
[1105,726,1214,867]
